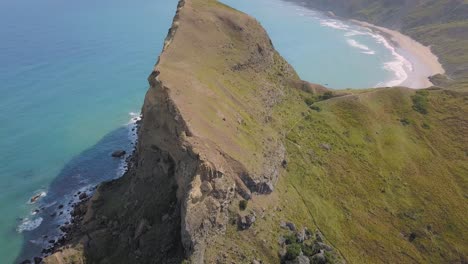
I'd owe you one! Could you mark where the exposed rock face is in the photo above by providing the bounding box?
[43,0,300,263]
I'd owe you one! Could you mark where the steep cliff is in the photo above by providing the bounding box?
[43,0,307,263]
[43,0,468,263]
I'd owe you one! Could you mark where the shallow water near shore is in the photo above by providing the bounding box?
[0,0,177,262]
[222,0,412,88]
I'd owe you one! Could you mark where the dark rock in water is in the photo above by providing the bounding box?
[20,259,31,264]
[50,212,57,218]
[58,204,64,209]
[33,257,43,264]
[48,239,55,244]
[29,193,42,203]
[79,192,88,200]
[111,150,126,158]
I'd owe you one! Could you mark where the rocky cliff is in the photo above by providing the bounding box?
[43,0,468,263]
[43,0,310,262]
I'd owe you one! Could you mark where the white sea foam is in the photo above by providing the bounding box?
[346,39,376,55]
[17,217,43,232]
[366,32,413,86]
[319,16,412,87]
[319,19,349,30]
[117,112,141,177]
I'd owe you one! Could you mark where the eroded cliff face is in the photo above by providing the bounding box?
[44,0,303,263]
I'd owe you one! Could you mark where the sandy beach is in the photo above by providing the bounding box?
[352,20,445,89]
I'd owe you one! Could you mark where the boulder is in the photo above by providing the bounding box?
[79,192,88,200]
[320,143,331,151]
[315,230,324,242]
[200,181,213,193]
[311,250,326,264]
[280,221,296,231]
[285,254,310,264]
[296,228,307,243]
[111,150,126,158]
[238,214,256,230]
[30,193,42,203]
[313,241,333,252]
[33,257,43,264]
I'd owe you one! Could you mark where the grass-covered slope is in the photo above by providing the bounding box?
[43,0,467,263]
[280,88,468,263]
[204,86,468,264]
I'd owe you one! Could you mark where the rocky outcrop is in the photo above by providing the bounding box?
[43,0,301,263]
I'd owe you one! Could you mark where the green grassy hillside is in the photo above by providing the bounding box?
[205,85,468,264]
[43,1,468,263]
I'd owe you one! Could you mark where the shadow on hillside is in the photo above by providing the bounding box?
[14,125,135,263]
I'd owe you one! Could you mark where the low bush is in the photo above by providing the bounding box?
[412,90,429,114]
[319,91,334,101]
[285,243,302,260]
[239,200,248,211]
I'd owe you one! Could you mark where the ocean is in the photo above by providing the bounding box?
[0,0,177,262]
[222,0,412,89]
[0,0,411,262]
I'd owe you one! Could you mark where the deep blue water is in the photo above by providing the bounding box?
[0,0,410,262]
[0,0,177,262]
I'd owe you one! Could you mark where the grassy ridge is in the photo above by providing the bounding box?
[206,86,468,263]
[280,88,468,263]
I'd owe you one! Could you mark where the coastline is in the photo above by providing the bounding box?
[351,20,445,89]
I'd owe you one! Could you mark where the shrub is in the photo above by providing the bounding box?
[309,105,322,112]
[284,234,297,245]
[285,243,302,260]
[412,90,429,114]
[319,91,334,100]
[301,243,316,257]
[422,122,431,129]
[239,200,248,211]
[400,118,412,126]
[304,97,315,106]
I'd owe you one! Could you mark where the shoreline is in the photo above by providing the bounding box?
[351,20,445,89]
[16,114,141,263]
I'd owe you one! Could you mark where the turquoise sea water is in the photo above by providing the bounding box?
[0,0,177,262]
[0,0,410,262]
[222,0,410,89]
